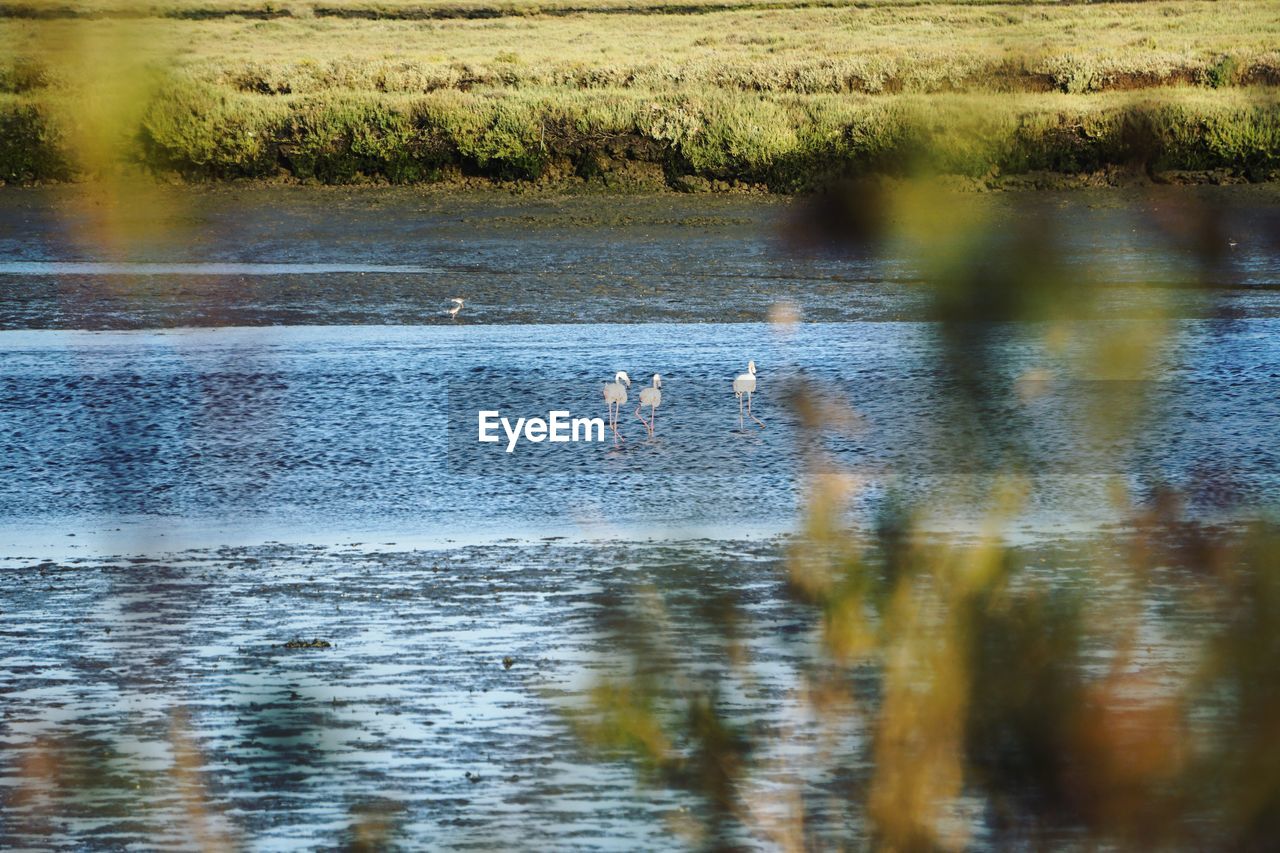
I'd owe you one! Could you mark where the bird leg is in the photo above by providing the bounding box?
[748,392,766,429]
[635,403,650,435]
[650,406,657,437]
[738,394,744,430]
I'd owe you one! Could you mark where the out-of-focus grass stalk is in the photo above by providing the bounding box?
[570,162,1277,848]
[34,10,184,256]
[12,6,217,843]
[169,710,238,850]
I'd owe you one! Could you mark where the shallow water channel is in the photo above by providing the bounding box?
[1,186,1277,847]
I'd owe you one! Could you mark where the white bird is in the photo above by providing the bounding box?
[635,373,662,437]
[448,297,464,319]
[603,371,631,442]
[733,360,765,430]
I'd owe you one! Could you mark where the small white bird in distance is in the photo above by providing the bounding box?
[448,297,464,319]
[636,374,662,437]
[603,371,631,442]
[733,360,765,430]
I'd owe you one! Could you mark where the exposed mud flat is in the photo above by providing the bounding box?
[2,185,1279,329]
[0,535,1216,848]
[0,539,804,848]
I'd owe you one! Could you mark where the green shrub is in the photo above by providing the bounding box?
[139,79,283,178]
[1204,54,1239,90]
[0,58,52,94]
[0,100,70,182]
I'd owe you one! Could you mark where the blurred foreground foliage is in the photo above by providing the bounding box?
[573,184,1280,850]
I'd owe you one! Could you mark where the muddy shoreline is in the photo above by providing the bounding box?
[0,533,1212,848]
[5,164,1280,196]
[3,183,1279,331]
[0,538,803,848]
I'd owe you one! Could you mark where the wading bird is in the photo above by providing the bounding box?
[603,371,630,441]
[636,374,662,437]
[733,360,765,430]
[448,297,464,319]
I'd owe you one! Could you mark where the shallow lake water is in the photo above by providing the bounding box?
[1,186,1277,848]
[0,320,1277,558]
[0,536,1219,849]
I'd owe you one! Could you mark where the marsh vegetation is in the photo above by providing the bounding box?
[2,0,1278,187]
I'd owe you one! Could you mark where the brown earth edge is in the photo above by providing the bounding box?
[3,160,1277,194]
[0,0,1224,22]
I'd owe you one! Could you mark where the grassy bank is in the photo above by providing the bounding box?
[2,0,1278,189]
[5,85,1279,189]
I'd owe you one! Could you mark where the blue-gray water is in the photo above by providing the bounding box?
[2,186,1279,554]
[2,186,1280,330]
[1,186,1278,849]
[1,320,1278,560]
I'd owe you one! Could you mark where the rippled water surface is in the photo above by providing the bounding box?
[1,320,1277,552]
[1,186,1278,848]
[0,537,1217,849]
